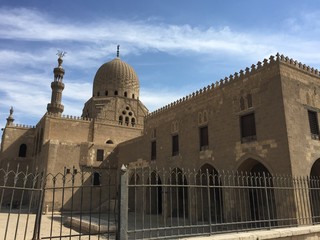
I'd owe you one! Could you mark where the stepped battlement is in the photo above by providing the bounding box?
[11,124,35,129]
[147,53,320,118]
[46,112,93,122]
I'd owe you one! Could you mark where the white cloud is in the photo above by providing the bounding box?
[1,7,320,128]
[1,7,320,70]
[0,8,295,58]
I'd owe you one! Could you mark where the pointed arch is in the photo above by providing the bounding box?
[18,144,27,157]
[237,158,277,227]
[240,96,245,110]
[247,93,253,108]
[146,171,162,214]
[167,168,188,218]
[129,174,140,212]
[119,116,123,125]
[197,164,223,222]
[310,159,320,223]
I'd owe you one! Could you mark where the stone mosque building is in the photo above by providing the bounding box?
[1,47,320,218]
[0,48,148,175]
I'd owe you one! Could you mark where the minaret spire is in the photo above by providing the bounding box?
[6,107,14,126]
[47,51,66,116]
[117,45,120,58]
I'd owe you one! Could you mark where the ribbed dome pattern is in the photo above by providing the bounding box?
[93,57,140,98]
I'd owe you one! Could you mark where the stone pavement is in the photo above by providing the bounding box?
[2,212,320,239]
[0,213,116,240]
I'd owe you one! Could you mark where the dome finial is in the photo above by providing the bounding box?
[56,50,67,66]
[6,106,14,126]
[117,45,120,58]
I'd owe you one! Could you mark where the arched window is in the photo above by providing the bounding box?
[198,112,202,125]
[247,94,253,108]
[93,172,100,186]
[203,111,208,122]
[114,90,118,96]
[131,118,135,127]
[105,90,108,96]
[132,94,135,99]
[125,117,129,126]
[240,97,245,110]
[39,128,44,152]
[119,116,123,125]
[106,140,114,144]
[18,144,27,157]
[124,92,127,97]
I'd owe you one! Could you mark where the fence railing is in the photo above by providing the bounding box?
[1,165,320,239]
[121,167,320,239]
[0,165,117,240]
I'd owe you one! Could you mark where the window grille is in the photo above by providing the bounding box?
[240,113,256,142]
[308,110,320,139]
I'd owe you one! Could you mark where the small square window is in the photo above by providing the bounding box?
[240,113,256,143]
[151,141,156,160]
[199,126,209,150]
[97,149,104,161]
[172,135,179,156]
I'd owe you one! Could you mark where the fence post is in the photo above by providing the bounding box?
[263,172,271,229]
[32,172,45,240]
[118,164,128,240]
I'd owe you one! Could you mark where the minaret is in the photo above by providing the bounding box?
[6,107,14,126]
[47,51,66,116]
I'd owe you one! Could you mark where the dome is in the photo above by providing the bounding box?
[93,57,140,99]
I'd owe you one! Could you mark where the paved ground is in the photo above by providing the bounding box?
[3,212,320,240]
[0,212,116,240]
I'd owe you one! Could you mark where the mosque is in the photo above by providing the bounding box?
[1,47,320,221]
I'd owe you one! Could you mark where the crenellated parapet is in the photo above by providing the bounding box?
[46,112,93,122]
[278,53,320,76]
[11,124,35,129]
[45,112,143,128]
[147,53,320,118]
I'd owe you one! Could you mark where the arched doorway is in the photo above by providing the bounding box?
[238,159,277,227]
[146,171,162,214]
[168,168,188,218]
[310,159,320,223]
[197,164,223,223]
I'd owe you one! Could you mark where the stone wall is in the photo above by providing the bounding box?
[118,56,292,175]
[280,61,320,176]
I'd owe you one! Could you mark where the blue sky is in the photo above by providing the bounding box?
[1,0,320,128]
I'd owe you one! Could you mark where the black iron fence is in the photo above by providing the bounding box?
[0,165,117,240]
[121,167,320,239]
[1,165,320,239]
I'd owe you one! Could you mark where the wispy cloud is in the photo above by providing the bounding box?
[0,8,284,57]
[1,7,320,67]
[1,7,320,128]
